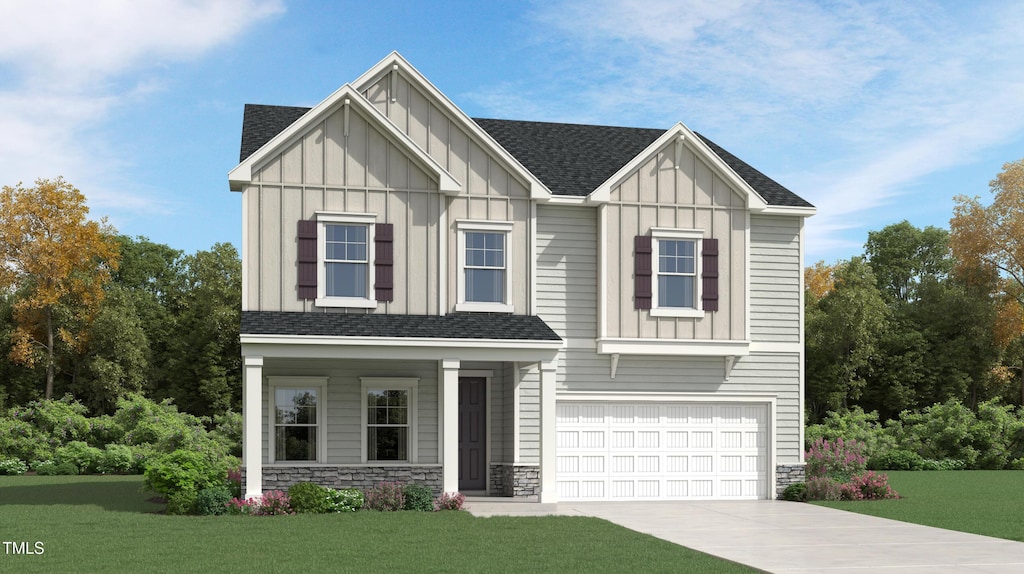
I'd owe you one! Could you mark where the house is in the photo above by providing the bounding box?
[229,52,815,503]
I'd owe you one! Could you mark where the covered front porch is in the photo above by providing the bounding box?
[238,311,562,503]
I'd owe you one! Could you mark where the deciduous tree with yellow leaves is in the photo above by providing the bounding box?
[0,178,120,399]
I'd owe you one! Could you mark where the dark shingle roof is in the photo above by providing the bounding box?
[241,311,561,341]
[238,105,812,207]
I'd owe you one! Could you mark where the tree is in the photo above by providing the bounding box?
[865,221,951,305]
[805,260,839,300]
[0,178,120,398]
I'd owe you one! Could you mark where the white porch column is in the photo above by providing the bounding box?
[539,359,558,503]
[242,355,264,499]
[440,358,461,494]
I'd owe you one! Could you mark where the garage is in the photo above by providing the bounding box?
[556,400,770,501]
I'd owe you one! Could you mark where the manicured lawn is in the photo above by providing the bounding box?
[813,470,1024,542]
[0,476,759,573]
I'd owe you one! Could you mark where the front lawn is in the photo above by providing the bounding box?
[813,470,1024,541]
[0,476,759,573]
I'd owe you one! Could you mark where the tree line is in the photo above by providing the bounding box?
[806,158,1024,423]
[0,178,241,417]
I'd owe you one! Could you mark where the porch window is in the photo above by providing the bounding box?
[269,377,327,462]
[361,378,419,463]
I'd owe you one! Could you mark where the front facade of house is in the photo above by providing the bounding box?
[230,53,815,503]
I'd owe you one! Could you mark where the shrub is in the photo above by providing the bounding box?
[364,482,405,511]
[839,471,898,500]
[890,399,1024,470]
[87,414,125,446]
[97,444,136,474]
[402,484,435,511]
[209,411,243,457]
[868,449,925,471]
[781,482,807,502]
[288,482,335,514]
[328,488,364,512]
[54,441,103,474]
[226,468,242,499]
[31,460,57,475]
[806,437,866,482]
[0,417,54,464]
[919,458,966,471]
[804,476,842,501]
[194,485,233,516]
[142,449,236,499]
[433,491,466,511]
[805,407,896,461]
[166,489,198,515]
[0,458,28,475]
[226,491,293,516]
[9,396,91,445]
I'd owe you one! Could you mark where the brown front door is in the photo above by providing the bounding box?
[459,378,486,491]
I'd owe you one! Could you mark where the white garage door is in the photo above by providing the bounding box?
[556,401,769,501]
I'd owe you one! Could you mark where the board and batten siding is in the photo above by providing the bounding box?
[242,97,532,314]
[261,359,439,465]
[604,147,747,341]
[750,215,802,343]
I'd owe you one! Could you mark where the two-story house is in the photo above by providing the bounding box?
[229,52,815,503]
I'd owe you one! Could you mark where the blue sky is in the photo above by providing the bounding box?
[2,0,1023,264]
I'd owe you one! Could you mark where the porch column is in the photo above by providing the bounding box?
[441,358,461,494]
[539,359,558,503]
[242,355,263,499]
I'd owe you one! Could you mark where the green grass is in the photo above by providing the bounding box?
[813,470,1024,541]
[0,475,759,573]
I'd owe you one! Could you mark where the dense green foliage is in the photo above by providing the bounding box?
[0,475,759,574]
[0,236,241,418]
[402,483,436,511]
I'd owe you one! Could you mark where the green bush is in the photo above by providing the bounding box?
[0,458,28,475]
[891,399,1024,469]
[781,482,807,502]
[31,460,57,475]
[142,449,235,499]
[9,396,91,444]
[287,482,335,514]
[328,488,364,512]
[166,488,198,516]
[919,458,966,471]
[209,411,243,457]
[0,417,54,463]
[805,407,896,461]
[97,444,136,474]
[402,484,435,511]
[193,485,232,516]
[87,414,125,446]
[868,449,925,471]
[54,441,103,474]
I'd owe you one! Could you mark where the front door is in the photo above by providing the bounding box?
[458,378,487,491]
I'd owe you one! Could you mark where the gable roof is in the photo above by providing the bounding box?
[239,110,812,208]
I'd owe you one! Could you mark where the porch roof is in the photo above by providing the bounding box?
[241,311,562,342]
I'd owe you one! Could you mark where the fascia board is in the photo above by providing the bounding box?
[353,52,553,201]
[589,122,770,211]
[228,83,462,194]
[240,335,563,362]
[760,205,817,217]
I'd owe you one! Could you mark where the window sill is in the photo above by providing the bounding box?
[455,301,514,313]
[650,307,705,318]
[315,297,377,309]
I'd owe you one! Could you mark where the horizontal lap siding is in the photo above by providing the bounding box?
[750,215,801,343]
[536,205,598,341]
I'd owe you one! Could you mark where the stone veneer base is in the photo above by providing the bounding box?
[489,463,540,497]
[245,465,443,495]
[775,463,807,498]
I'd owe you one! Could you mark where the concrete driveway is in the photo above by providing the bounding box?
[465,499,1024,573]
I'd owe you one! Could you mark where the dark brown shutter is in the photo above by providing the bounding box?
[297,220,317,300]
[374,223,394,302]
[702,238,719,312]
[634,235,652,310]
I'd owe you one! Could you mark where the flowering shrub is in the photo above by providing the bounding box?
[839,471,899,500]
[804,476,842,501]
[328,488,364,512]
[226,490,294,516]
[364,482,405,511]
[434,491,466,511]
[0,458,28,475]
[226,468,242,499]
[806,437,866,483]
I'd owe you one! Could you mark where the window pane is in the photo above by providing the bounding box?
[389,406,407,425]
[326,262,367,298]
[367,427,408,461]
[369,407,388,425]
[367,390,387,406]
[276,426,316,461]
[275,389,317,424]
[466,268,504,302]
[659,275,695,308]
[386,390,407,406]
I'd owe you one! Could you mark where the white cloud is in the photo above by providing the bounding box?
[477,0,1024,262]
[0,0,284,218]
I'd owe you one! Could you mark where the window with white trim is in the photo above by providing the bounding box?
[361,378,418,463]
[456,220,514,313]
[651,228,704,318]
[316,212,376,308]
[269,377,327,462]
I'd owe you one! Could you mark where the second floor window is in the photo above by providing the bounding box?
[325,224,368,298]
[658,239,696,308]
[465,231,505,303]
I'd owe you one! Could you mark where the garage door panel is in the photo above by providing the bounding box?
[557,401,769,501]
